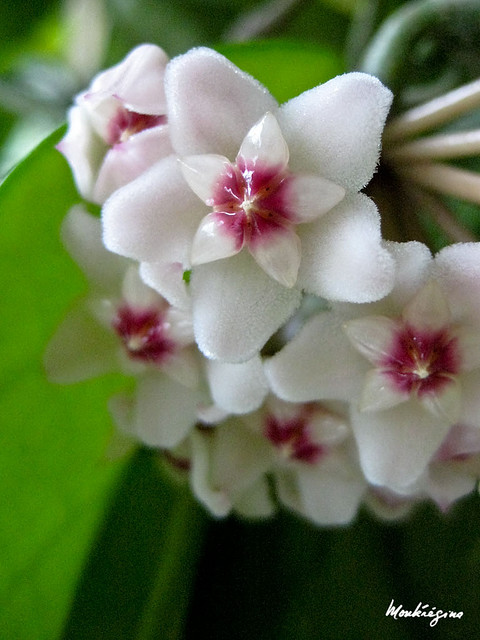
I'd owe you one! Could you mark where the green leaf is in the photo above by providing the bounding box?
[62,449,208,640]
[217,39,344,103]
[0,129,128,639]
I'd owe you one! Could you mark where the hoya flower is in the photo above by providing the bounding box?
[58,44,172,204]
[103,47,395,362]
[44,206,205,448]
[266,240,480,491]
[187,397,366,526]
[365,422,480,519]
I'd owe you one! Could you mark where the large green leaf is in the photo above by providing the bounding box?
[0,129,128,639]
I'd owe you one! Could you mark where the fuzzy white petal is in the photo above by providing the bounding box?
[265,312,365,402]
[191,251,301,363]
[134,373,200,448]
[278,72,392,191]
[207,355,269,414]
[102,155,205,265]
[90,43,169,114]
[297,193,395,302]
[165,47,278,158]
[431,243,480,325]
[351,401,450,489]
[295,460,365,525]
[93,125,173,203]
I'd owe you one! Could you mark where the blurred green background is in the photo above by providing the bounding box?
[1,1,479,638]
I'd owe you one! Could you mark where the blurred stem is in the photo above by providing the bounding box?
[135,487,208,640]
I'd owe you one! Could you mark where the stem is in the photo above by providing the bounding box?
[384,79,480,143]
[394,162,480,206]
[135,489,208,640]
[384,129,480,161]
[405,186,477,243]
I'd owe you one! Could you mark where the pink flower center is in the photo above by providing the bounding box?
[108,108,166,145]
[209,159,293,250]
[112,305,176,364]
[264,409,326,465]
[381,324,460,397]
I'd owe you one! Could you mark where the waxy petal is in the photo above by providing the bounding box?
[191,212,241,265]
[61,205,127,293]
[249,227,301,288]
[419,379,462,423]
[265,312,366,402]
[295,460,366,525]
[165,47,278,158]
[278,72,392,191]
[140,261,191,310]
[286,174,345,223]
[359,368,408,412]
[402,280,451,330]
[350,402,450,489]
[57,106,105,200]
[343,315,399,365]
[89,43,169,114]
[237,112,289,170]
[93,124,173,203]
[44,302,118,383]
[432,243,480,326]
[134,372,200,448]
[191,251,301,362]
[297,193,395,302]
[207,356,269,414]
[179,154,231,203]
[102,155,206,265]
[456,326,480,372]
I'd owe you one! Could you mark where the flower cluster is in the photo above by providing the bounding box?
[46,43,480,526]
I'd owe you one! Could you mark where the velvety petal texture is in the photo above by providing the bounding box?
[191,251,301,362]
[278,72,393,191]
[297,194,395,302]
[164,47,278,158]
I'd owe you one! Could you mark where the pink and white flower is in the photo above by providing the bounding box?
[58,44,172,204]
[187,397,366,525]
[44,206,205,448]
[103,47,395,362]
[266,240,480,491]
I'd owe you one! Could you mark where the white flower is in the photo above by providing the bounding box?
[57,44,172,204]
[266,240,480,491]
[44,206,205,448]
[103,47,395,362]
[186,397,366,526]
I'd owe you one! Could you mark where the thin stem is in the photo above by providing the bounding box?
[384,78,480,142]
[134,489,208,640]
[405,186,477,243]
[394,162,480,206]
[385,129,480,162]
